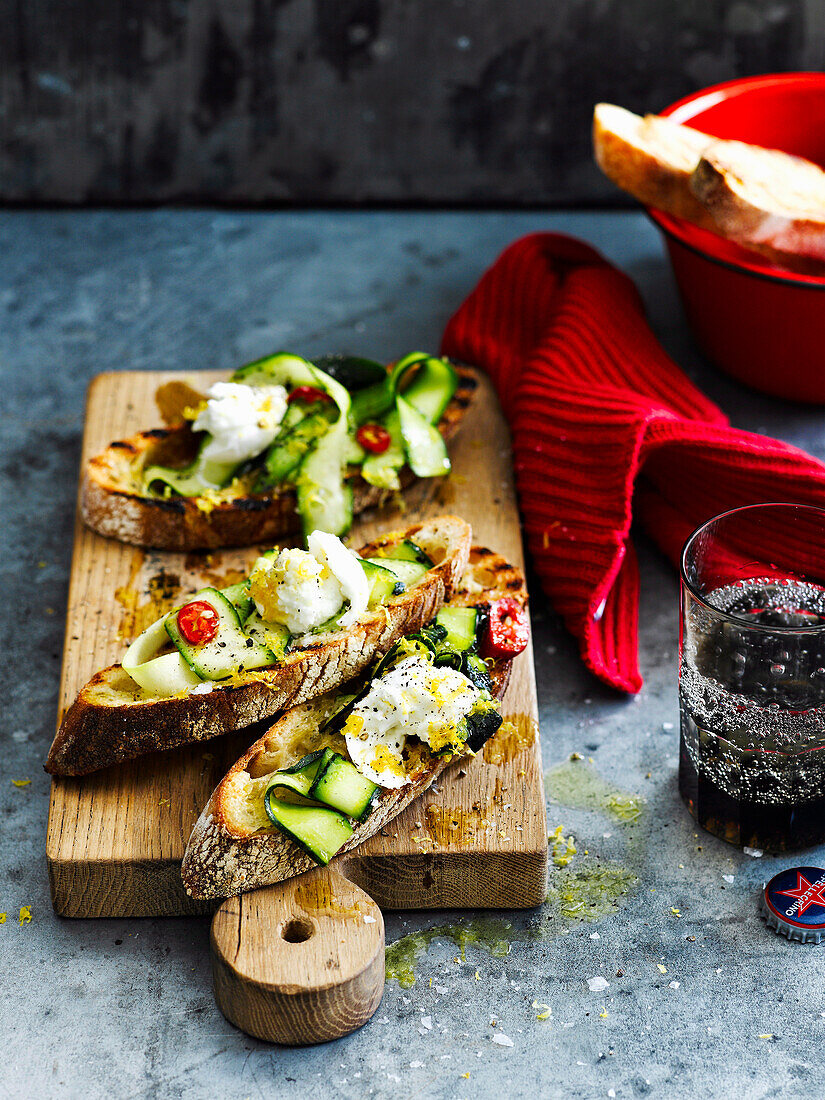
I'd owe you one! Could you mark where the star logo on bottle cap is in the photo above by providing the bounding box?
[776,872,825,915]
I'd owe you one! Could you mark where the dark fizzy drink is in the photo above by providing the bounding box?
[680,578,825,851]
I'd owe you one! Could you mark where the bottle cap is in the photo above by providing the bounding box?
[761,867,825,943]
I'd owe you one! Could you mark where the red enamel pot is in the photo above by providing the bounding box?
[648,73,825,404]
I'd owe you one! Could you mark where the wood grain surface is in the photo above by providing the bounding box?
[211,866,385,1045]
[47,368,547,921]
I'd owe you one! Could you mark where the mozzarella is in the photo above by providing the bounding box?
[193,381,288,469]
[307,530,369,629]
[248,549,342,635]
[343,656,480,788]
[247,531,369,636]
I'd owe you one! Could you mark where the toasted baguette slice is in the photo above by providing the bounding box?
[594,103,825,275]
[593,103,718,230]
[46,516,472,776]
[181,545,528,900]
[82,364,480,551]
[691,145,825,272]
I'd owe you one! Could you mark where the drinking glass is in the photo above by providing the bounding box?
[679,502,825,851]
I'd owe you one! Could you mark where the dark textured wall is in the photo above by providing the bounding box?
[1,0,823,204]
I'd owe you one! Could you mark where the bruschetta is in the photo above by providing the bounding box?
[82,351,479,550]
[181,544,529,900]
[46,516,472,776]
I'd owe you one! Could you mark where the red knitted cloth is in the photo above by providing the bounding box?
[441,233,825,693]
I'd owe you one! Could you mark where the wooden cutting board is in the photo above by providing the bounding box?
[46,367,547,1042]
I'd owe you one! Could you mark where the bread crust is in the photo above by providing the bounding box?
[691,151,825,274]
[594,102,825,275]
[592,103,717,230]
[81,365,480,550]
[46,517,473,776]
[181,545,527,901]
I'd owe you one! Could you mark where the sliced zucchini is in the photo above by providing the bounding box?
[122,618,203,695]
[309,601,349,636]
[350,378,395,426]
[376,538,434,568]
[143,441,238,499]
[263,751,325,801]
[464,699,503,752]
[345,432,366,466]
[360,408,404,490]
[258,408,334,488]
[373,635,434,679]
[165,588,275,679]
[220,582,253,623]
[389,351,430,387]
[311,355,386,391]
[278,401,310,435]
[400,355,459,424]
[264,795,353,865]
[320,692,363,735]
[361,558,404,604]
[369,558,428,588]
[309,750,380,822]
[242,610,291,661]
[230,352,318,389]
[434,606,478,653]
[397,395,451,479]
[461,652,494,692]
[296,430,354,539]
[294,370,353,538]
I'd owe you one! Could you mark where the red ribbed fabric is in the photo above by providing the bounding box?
[442,233,825,692]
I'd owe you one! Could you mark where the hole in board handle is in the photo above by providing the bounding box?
[281,917,314,943]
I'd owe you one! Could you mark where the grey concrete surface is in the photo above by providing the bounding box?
[3,0,824,204]
[2,210,824,1099]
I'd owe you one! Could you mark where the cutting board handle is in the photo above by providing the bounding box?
[210,866,385,1045]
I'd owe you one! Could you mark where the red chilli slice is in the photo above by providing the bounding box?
[287,386,332,405]
[356,423,392,454]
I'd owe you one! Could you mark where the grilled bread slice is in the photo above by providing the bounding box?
[593,102,825,274]
[181,544,527,900]
[690,145,825,273]
[46,516,472,777]
[82,364,480,551]
[593,103,718,229]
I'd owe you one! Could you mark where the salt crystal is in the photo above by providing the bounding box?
[435,985,448,994]
[363,915,376,924]
[588,976,609,992]
[420,1016,432,1030]
[662,722,674,730]
[410,1062,424,1068]
[190,682,214,695]
[491,1033,514,1047]
[722,874,735,883]
[743,847,763,858]
[590,932,600,940]
[669,981,680,990]
[608,1090,616,1098]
